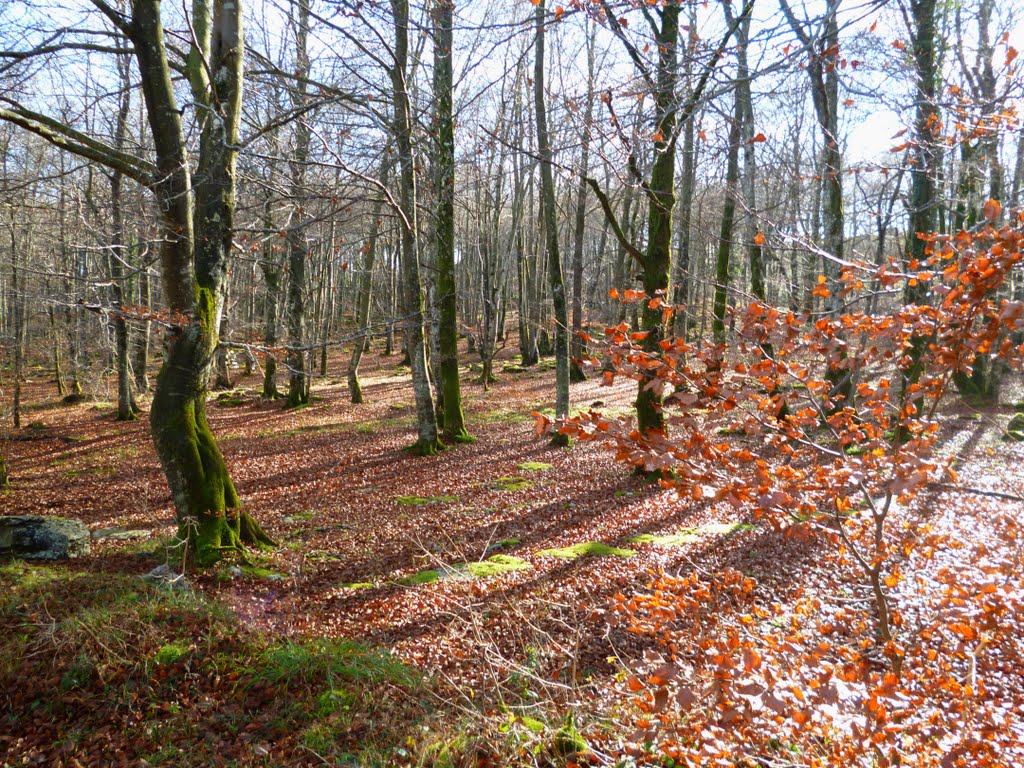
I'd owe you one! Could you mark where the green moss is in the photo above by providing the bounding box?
[493,477,532,492]
[464,555,531,578]
[1004,414,1024,441]
[536,541,636,559]
[519,716,545,734]
[517,461,552,472]
[256,638,417,688]
[239,565,286,580]
[339,581,374,590]
[398,569,440,585]
[494,538,521,548]
[553,719,588,758]
[629,522,756,547]
[154,642,190,665]
[629,532,701,546]
[395,494,459,506]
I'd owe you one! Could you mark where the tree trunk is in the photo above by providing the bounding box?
[392,0,442,455]
[534,0,570,445]
[349,163,389,404]
[286,0,311,408]
[432,0,472,441]
[569,20,596,383]
[137,0,272,564]
[713,91,742,346]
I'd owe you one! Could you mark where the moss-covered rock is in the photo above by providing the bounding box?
[1003,413,1024,442]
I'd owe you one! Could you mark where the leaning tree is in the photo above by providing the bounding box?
[0,0,273,564]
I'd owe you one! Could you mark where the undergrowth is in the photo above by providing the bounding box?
[0,561,423,766]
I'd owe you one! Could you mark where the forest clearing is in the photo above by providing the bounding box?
[3,0,1024,764]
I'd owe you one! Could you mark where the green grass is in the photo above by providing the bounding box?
[536,542,636,559]
[256,637,417,689]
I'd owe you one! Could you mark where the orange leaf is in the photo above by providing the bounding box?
[749,132,767,144]
[753,231,766,246]
[1008,47,1018,67]
[983,198,1002,222]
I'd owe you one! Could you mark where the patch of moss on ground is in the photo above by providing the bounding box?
[154,642,190,665]
[493,477,532,492]
[239,565,287,580]
[395,494,459,506]
[536,541,636,559]
[464,555,530,578]
[629,522,756,547]
[339,582,374,590]
[398,569,441,585]
[517,461,552,472]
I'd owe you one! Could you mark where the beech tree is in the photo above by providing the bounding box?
[0,0,273,563]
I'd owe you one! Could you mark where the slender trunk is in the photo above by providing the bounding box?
[534,0,570,444]
[348,163,389,403]
[432,0,472,441]
[392,0,442,454]
[569,21,595,383]
[134,265,151,391]
[286,0,311,407]
[713,91,742,345]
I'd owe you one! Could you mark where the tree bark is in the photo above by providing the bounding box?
[392,0,442,455]
[432,0,472,442]
[534,0,571,445]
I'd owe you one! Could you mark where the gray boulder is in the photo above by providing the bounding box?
[0,515,91,560]
[141,564,191,593]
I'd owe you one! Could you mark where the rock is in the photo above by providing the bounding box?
[1002,413,1024,442]
[141,564,191,593]
[92,527,151,541]
[0,515,91,560]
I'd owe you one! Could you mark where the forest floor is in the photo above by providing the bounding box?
[1,343,1023,767]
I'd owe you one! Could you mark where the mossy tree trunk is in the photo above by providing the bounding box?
[139,0,271,564]
[782,0,852,410]
[110,51,138,421]
[286,0,312,409]
[635,4,679,436]
[431,0,472,442]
